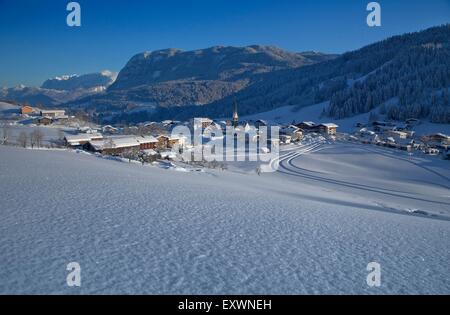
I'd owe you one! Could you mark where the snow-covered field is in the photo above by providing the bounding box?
[0,143,449,294]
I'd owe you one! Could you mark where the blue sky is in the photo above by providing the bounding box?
[0,0,449,87]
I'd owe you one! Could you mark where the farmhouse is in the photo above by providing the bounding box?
[87,135,158,155]
[280,135,292,144]
[296,121,316,131]
[40,109,67,118]
[318,123,339,135]
[421,133,450,149]
[280,125,303,141]
[102,125,119,134]
[157,135,183,149]
[193,118,214,129]
[64,133,104,147]
[136,136,159,150]
[21,105,34,115]
[36,116,53,126]
[386,130,408,140]
[372,121,396,132]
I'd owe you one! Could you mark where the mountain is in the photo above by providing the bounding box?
[190,24,450,124]
[64,46,337,120]
[42,71,117,91]
[0,71,117,106]
[4,25,449,124]
[132,24,448,124]
[110,46,335,90]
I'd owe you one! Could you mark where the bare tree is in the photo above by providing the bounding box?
[31,128,44,148]
[1,124,11,145]
[18,131,28,148]
[29,131,36,148]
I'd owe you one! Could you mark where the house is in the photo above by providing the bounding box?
[372,121,396,132]
[193,118,213,130]
[157,135,183,149]
[421,133,450,148]
[280,135,292,144]
[36,116,53,125]
[318,123,339,135]
[40,109,67,118]
[21,105,34,115]
[296,121,316,131]
[136,136,159,150]
[64,133,103,147]
[102,125,119,134]
[386,130,408,140]
[280,125,303,141]
[87,136,141,155]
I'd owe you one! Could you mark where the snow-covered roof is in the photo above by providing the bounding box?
[320,123,339,128]
[90,135,159,150]
[40,110,65,114]
[136,135,158,144]
[65,133,103,143]
[300,121,316,127]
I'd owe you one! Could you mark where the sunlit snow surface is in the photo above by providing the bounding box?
[0,144,449,294]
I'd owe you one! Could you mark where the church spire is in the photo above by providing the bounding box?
[232,98,239,128]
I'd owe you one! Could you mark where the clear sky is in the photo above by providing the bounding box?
[0,0,449,87]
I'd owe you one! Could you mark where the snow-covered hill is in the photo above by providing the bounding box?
[241,101,450,136]
[0,144,448,294]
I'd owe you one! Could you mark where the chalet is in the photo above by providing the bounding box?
[102,125,119,134]
[421,133,450,149]
[40,109,67,119]
[157,135,183,149]
[386,130,408,140]
[87,136,155,155]
[318,123,339,135]
[372,121,396,132]
[136,136,158,150]
[280,125,303,141]
[296,121,316,131]
[36,116,53,125]
[64,133,103,147]
[193,118,214,130]
[21,105,34,115]
[280,135,292,144]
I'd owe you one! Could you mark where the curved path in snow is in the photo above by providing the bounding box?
[276,140,450,221]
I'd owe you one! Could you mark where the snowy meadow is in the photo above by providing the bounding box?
[0,143,449,294]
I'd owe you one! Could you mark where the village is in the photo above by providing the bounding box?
[1,102,450,166]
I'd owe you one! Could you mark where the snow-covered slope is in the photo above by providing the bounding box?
[242,102,450,136]
[0,145,448,294]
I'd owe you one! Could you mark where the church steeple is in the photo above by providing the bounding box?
[232,99,239,128]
